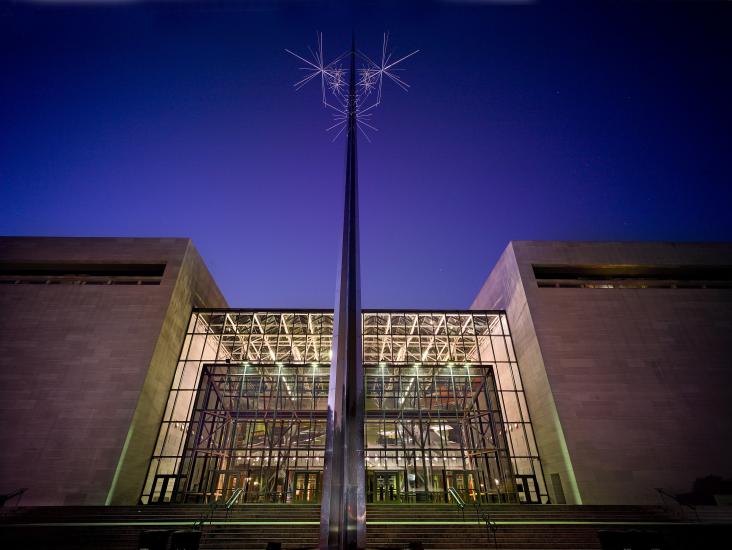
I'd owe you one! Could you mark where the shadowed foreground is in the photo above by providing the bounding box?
[2,503,732,549]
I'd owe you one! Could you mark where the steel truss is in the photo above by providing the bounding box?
[141,310,547,505]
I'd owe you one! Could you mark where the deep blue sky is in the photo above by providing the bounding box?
[2,0,731,308]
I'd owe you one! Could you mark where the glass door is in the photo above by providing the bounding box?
[293,471,321,502]
[516,474,539,504]
[445,471,476,502]
[369,471,401,503]
[150,474,179,504]
[206,469,251,504]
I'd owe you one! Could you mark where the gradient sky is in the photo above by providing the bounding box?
[2,0,731,308]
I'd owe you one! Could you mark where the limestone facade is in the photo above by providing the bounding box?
[472,241,732,504]
[0,237,226,505]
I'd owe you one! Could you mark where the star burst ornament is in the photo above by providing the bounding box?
[286,33,418,141]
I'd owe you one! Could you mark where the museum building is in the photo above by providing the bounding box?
[1,237,731,509]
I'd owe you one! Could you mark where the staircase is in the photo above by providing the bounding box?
[366,503,672,549]
[0,504,319,549]
[1,503,729,549]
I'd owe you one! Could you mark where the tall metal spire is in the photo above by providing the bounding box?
[319,37,366,550]
[286,33,416,549]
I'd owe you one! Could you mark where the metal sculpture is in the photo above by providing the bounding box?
[287,33,417,140]
[287,34,416,549]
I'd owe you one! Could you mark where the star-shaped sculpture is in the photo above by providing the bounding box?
[286,33,418,141]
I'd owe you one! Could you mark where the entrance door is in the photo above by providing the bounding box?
[369,471,401,503]
[208,470,249,504]
[150,474,179,504]
[516,474,540,504]
[445,471,475,503]
[293,471,320,502]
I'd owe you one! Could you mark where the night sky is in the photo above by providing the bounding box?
[2,0,731,308]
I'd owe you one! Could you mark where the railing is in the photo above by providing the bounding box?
[368,489,516,504]
[183,490,292,505]
[0,488,27,507]
[655,487,700,522]
[224,487,244,508]
[194,499,219,529]
[186,488,518,506]
[447,487,466,522]
[444,487,497,549]
[224,488,244,519]
[471,497,498,550]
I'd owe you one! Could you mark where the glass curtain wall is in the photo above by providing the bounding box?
[141,310,546,505]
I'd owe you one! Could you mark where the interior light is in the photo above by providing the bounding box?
[429,425,453,432]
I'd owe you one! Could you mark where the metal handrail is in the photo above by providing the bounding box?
[447,487,466,522]
[447,487,466,509]
[0,488,27,507]
[655,487,700,522]
[471,496,498,550]
[225,488,244,509]
[194,499,219,529]
[223,488,245,520]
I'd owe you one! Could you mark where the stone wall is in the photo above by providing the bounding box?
[0,237,226,505]
[473,241,732,504]
[471,243,581,504]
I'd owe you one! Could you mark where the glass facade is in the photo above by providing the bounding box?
[141,310,546,505]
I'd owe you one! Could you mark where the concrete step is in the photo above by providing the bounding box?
[0,504,676,523]
[3,523,729,550]
[4,503,728,550]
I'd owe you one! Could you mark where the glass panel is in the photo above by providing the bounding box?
[140,310,546,505]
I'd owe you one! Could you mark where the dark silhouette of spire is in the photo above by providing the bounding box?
[318,37,366,550]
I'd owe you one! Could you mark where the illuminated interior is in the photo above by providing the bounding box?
[141,310,546,505]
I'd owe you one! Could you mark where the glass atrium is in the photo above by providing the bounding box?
[142,310,546,505]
